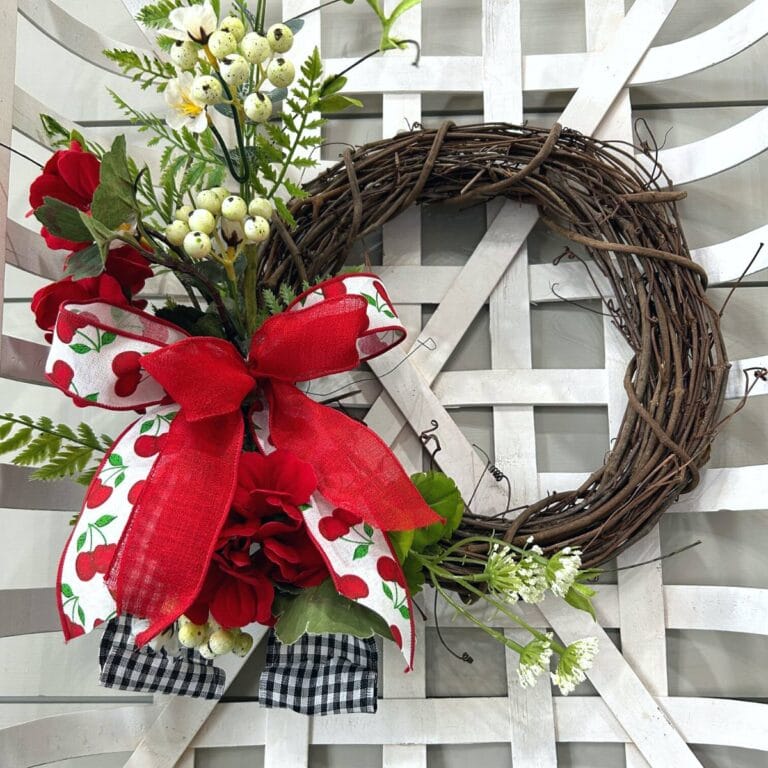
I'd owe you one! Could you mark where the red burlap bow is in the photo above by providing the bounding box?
[50,285,440,645]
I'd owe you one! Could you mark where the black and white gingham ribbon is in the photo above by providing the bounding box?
[258,630,378,715]
[99,615,225,699]
[99,618,379,713]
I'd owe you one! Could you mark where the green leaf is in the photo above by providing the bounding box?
[363,523,374,537]
[409,471,464,552]
[0,427,33,455]
[90,135,137,229]
[108,453,123,467]
[34,198,92,242]
[273,579,391,644]
[60,583,74,598]
[69,343,91,355]
[398,604,410,620]
[401,554,425,595]
[100,332,117,346]
[139,420,154,434]
[11,433,62,466]
[382,582,393,600]
[135,0,183,29]
[63,243,106,281]
[387,0,422,26]
[94,514,117,528]
[114,471,125,487]
[77,604,86,625]
[353,544,370,560]
[389,528,413,563]
[76,533,87,552]
[563,582,597,620]
[320,74,347,97]
[316,94,364,113]
[273,196,297,228]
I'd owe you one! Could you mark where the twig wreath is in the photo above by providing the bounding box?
[261,121,729,569]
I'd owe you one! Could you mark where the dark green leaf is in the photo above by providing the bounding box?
[563,582,596,620]
[139,420,154,434]
[91,135,137,229]
[34,198,92,242]
[77,604,86,625]
[61,583,74,598]
[100,332,117,346]
[316,94,363,113]
[401,555,425,595]
[407,471,465,552]
[84,393,99,403]
[382,582,393,600]
[353,544,369,560]
[108,454,123,467]
[94,514,117,528]
[114,472,125,487]
[320,74,347,97]
[69,343,91,355]
[76,533,87,552]
[398,604,410,620]
[363,523,374,537]
[62,242,105,280]
[273,579,391,644]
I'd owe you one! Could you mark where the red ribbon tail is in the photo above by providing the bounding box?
[268,382,442,531]
[106,412,244,644]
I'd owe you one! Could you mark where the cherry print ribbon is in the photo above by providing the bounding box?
[50,274,437,658]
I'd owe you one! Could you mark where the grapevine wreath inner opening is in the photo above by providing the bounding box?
[259,122,729,569]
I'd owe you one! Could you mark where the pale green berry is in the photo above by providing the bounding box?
[240,32,271,64]
[183,230,212,260]
[208,629,235,655]
[208,30,238,59]
[244,92,272,123]
[175,204,194,223]
[170,40,198,71]
[267,57,295,88]
[232,631,254,657]
[178,622,207,648]
[165,219,189,246]
[248,197,273,219]
[188,208,216,234]
[267,23,294,53]
[195,189,223,214]
[244,215,270,242]
[219,15,245,42]
[220,54,249,87]
[212,187,231,202]
[197,642,217,659]
[191,75,223,104]
[221,195,247,221]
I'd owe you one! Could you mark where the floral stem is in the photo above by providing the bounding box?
[208,119,248,184]
[286,0,346,21]
[243,243,261,334]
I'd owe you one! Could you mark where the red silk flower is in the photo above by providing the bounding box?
[187,450,329,628]
[29,141,100,251]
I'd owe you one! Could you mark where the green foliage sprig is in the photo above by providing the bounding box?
[0,415,112,486]
[104,49,177,92]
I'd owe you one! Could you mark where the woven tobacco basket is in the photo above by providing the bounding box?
[259,122,729,569]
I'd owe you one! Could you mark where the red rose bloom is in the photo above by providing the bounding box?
[29,141,100,251]
[31,274,131,341]
[102,246,154,296]
[187,450,329,629]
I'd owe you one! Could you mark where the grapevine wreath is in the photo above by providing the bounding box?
[259,121,730,569]
[1,0,742,709]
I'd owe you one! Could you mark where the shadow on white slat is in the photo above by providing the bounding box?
[0,465,84,509]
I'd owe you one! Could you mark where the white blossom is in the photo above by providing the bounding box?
[546,546,583,598]
[484,543,548,605]
[551,637,599,695]
[165,2,218,44]
[165,73,208,133]
[517,634,553,688]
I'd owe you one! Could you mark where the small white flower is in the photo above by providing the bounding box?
[517,634,553,688]
[546,547,583,598]
[166,2,218,44]
[551,637,599,695]
[515,553,548,604]
[484,543,548,604]
[165,72,208,133]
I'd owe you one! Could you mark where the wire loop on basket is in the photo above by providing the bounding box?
[260,122,728,569]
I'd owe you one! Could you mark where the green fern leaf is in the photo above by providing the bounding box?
[0,428,33,455]
[263,289,282,315]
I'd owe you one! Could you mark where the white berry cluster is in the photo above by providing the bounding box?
[177,614,255,658]
[165,3,296,131]
[165,186,273,260]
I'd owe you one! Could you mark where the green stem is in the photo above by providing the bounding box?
[243,244,261,334]
[208,120,248,183]
[0,416,105,452]
[286,0,347,21]
[217,77,251,189]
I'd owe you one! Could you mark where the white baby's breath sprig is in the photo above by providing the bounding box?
[551,637,599,695]
[545,546,583,598]
[517,633,553,688]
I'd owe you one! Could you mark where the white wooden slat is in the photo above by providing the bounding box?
[539,600,701,767]
[691,224,768,284]
[640,107,768,186]
[264,709,309,768]
[725,355,768,399]
[2,696,767,763]
[0,588,58,637]
[557,0,678,136]
[6,218,66,281]
[0,334,49,383]
[434,368,608,406]
[18,0,132,76]
[0,466,84,510]
[119,0,165,53]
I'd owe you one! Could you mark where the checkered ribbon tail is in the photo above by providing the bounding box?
[99,615,225,699]
[258,630,379,715]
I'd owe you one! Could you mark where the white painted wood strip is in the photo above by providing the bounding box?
[18,0,133,76]
[434,368,609,406]
[725,355,768,399]
[0,334,49,383]
[120,0,165,54]
[122,630,267,768]
[640,107,768,186]
[0,588,59,637]
[559,0,678,136]
[264,709,310,768]
[539,599,701,767]
[2,696,767,762]
[664,585,768,636]
[691,224,768,284]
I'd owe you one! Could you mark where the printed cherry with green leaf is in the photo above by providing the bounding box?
[75,513,117,580]
[372,280,397,318]
[361,283,397,319]
[112,351,144,397]
[85,478,112,508]
[318,507,363,541]
[56,311,98,344]
[49,360,74,390]
[382,579,410,621]
[93,452,128,489]
[60,582,86,634]
[377,555,406,588]
[133,412,175,455]
[68,327,118,355]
